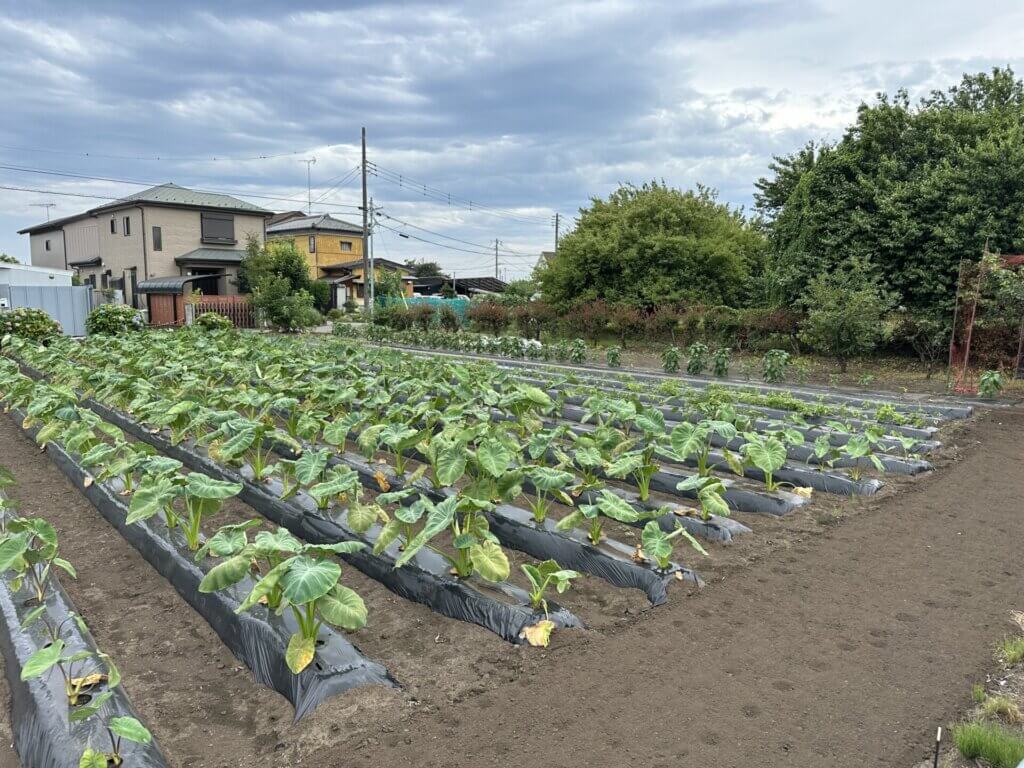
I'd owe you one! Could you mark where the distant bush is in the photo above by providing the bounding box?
[194,312,233,331]
[409,304,436,330]
[86,303,143,336]
[438,304,460,331]
[467,302,510,334]
[326,308,345,321]
[0,307,61,342]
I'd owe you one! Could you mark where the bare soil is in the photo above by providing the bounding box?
[0,406,1021,767]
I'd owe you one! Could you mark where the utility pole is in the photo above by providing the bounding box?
[31,202,56,221]
[301,158,316,214]
[368,198,376,306]
[494,239,499,278]
[361,127,370,313]
[554,212,560,253]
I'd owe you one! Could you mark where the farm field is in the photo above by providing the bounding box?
[0,328,1020,767]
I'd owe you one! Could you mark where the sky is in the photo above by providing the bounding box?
[1,0,1022,279]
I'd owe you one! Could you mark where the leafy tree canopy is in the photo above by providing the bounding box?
[536,181,765,311]
[404,259,445,278]
[757,67,1024,314]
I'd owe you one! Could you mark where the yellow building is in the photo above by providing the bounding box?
[265,213,414,304]
[265,213,365,277]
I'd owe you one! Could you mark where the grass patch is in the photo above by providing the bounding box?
[953,721,1024,767]
[999,636,1024,665]
[981,695,1024,725]
[973,684,988,703]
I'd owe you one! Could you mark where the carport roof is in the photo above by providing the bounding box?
[137,273,225,295]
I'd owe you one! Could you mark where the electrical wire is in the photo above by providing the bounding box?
[0,163,363,211]
[367,162,554,226]
[311,165,361,205]
[0,184,120,201]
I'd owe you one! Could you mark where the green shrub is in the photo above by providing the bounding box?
[711,347,730,378]
[194,312,233,331]
[0,307,61,342]
[409,304,436,330]
[326,308,345,321]
[343,299,358,314]
[85,303,142,336]
[662,345,680,374]
[606,345,621,368]
[979,370,1004,399]
[467,302,510,335]
[252,277,321,332]
[569,338,587,364]
[309,280,332,314]
[438,304,460,331]
[953,721,1024,767]
[686,342,709,375]
[762,349,790,383]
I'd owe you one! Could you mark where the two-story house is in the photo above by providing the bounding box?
[265,213,366,278]
[19,183,271,307]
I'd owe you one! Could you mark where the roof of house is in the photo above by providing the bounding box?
[68,256,102,268]
[19,183,271,234]
[413,275,507,294]
[266,213,363,236]
[267,210,307,227]
[137,273,226,295]
[174,247,248,265]
[321,257,411,273]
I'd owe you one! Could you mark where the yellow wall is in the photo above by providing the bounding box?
[270,232,362,277]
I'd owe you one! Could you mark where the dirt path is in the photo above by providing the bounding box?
[320,406,1024,768]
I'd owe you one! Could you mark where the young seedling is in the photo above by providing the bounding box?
[640,519,707,570]
[0,516,76,604]
[523,466,576,523]
[180,473,243,551]
[739,433,788,492]
[674,475,730,520]
[521,559,580,616]
[556,489,641,545]
[79,716,153,767]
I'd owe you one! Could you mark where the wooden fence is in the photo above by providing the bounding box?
[192,295,256,328]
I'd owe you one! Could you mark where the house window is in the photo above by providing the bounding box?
[152,226,162,251]
[340,240,353,252]
[200,212,235,244]
[44,239,51,251]
[309,235,316,253]
[110,218,117,234]
[123,216,131,236]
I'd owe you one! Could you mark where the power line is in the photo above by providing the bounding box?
[373,219,495,256]
[373,207,541,258]
[0,184,121,201]
[0,163,364,211]
[367,162,554,226]
[311,165,361,205]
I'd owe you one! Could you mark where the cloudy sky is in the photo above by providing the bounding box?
[1,0,1022,278]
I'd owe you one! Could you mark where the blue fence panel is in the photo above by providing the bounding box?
[0,285,95,336]
[378,296,471,322]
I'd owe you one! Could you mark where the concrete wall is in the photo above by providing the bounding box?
[0,264,73,286]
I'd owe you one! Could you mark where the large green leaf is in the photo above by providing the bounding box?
[593,490,641,523]
[218,427,258,460]
[0,533,29,573]
[318,584,368,630]
[125,477,178,525]
[527,466,574,492]
[236,560,291,613]
[294,449,330,485]
[198,554,252,593]
[394,498,456,568]
[741,436,787,475]
[604,451,644,479]
[108,716,152,745]
[308,467,358,504]
[20,639,64,680]
[346,502,379,534]
[470,540,510,582]
[185,473,242,500]
[280,556,340,605]
[435,444,468,486]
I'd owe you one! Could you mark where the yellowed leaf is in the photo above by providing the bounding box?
[71,673,106,689]
[374,470,391,492]
[83,476,94,488]
[520,620,555,648]
[631,545,647,563]
[792,486,813,498]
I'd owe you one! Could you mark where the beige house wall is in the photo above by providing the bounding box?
[28,231,64,270]
[64,218,99,264]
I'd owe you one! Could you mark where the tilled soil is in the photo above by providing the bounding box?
[0,406,1019,767]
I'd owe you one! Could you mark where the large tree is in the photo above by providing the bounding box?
[536,181,764,310]
[757,68,1024,313]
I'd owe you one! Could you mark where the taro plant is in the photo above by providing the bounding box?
[640,520,707,570]
[606,345,621,368]
[392,495,510,582]
[686,342,709,375]
[811,433,842,471]
[179,473,243,551]
[0,516,76,604]
[674,475,730,520]
[739,433,788,492]
[667,420,740,477]
[661,346,680,374]
[556,489,641,545]
[523,466,576,523]
[602,407,666,501]
[199,524,368,673]
[711,347,730,378]
[843,433,885,481]
[206,417,299,483]
[78,716,154,767]
[762,349,790,383]
[521,559,580,616]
